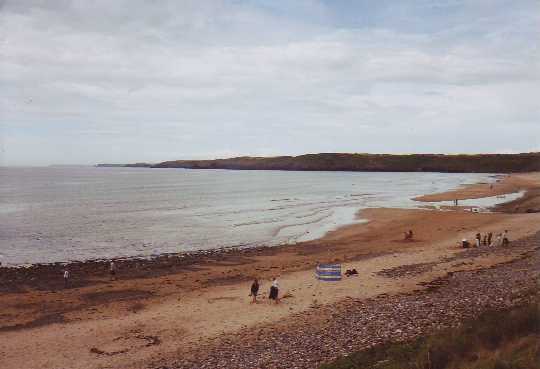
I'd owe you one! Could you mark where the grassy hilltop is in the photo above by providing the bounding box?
[152,153,540,173]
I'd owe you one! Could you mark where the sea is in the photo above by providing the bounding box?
[0,167,520,266]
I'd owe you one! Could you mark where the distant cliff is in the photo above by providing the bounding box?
[152,153,540,173]
[96,163,153,168]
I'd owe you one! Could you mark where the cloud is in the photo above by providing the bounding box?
[0,0,539,165]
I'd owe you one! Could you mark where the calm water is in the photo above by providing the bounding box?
[0,167,501,265]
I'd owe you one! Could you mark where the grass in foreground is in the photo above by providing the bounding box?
[320,301,539,369]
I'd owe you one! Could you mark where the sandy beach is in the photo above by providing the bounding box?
[1,172,539,369]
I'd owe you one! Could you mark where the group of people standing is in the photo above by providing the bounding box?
[462,230,510,248]
[250,277,280,304]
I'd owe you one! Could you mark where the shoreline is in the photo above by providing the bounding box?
[2,213,538,369]
[0,172,528,270]
[1,172,539,369]
[1,173,537,291]
[413,172,537,202]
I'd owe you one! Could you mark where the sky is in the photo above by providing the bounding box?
[1,0,539,166]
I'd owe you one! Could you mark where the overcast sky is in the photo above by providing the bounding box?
[1,0,539,166]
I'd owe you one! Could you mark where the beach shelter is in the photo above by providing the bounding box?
[315,263,342,281]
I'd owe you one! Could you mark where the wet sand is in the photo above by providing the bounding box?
[413,172,539,202]
[1,172,539,369]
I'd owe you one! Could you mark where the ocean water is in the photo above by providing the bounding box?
[0,167,507,265]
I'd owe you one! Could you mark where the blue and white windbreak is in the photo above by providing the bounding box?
[315,263,342,281]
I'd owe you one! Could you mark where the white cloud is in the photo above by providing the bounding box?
[0,0,539,165]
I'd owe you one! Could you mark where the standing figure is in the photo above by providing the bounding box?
[487,232,493,246]
[502,230,510,246]
[482,234,488,246]
[475,233,481,247]
[63,269,70,288]
[110,261,116,281]
[250,278,259,304]
[269,277,279,304]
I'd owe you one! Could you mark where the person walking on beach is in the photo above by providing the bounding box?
[475,233,481,247]
[109,261,116,281]
[488,232,493,246]
[250,278,259,304]
[63,269,70,288]
[269,277,279,304]
[502,230,510,246]
[495,233,502,247]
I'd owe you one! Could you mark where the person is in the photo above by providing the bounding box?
[63,269,70,288]
[475,233,481,247]
[404,230,414,241]
[109,261,116,281]
[482,234,488,246]
[345,269,358,277]
[495,233,502,247]
[269,277,279,304]
[502,230,509,246]
[250,278,259,303]
[487,232,493,246]
[462,239,470,248]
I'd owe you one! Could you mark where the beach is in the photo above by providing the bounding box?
[0,172,539,369]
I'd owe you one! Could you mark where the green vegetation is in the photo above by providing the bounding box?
[153,153,540,173]
[320,302,539,369]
